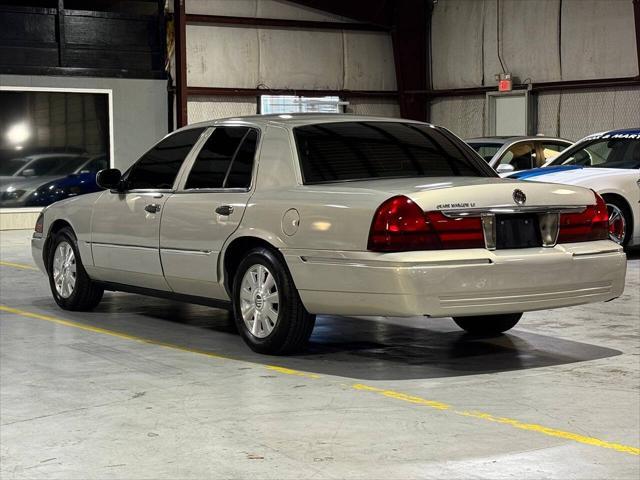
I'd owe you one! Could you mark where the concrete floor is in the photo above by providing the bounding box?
[1,229,638,479]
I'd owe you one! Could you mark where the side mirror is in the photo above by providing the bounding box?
[21,168,35,177]
[496,164,515,174]
[96,168,123,191]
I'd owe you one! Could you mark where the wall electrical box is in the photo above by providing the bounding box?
[485,90,533,136]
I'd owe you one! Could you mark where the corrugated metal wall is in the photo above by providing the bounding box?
[179,0,399,122]
[429,0,640,139]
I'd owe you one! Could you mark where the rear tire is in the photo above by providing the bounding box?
[453,313,522,335]
[603,196,631,246]
[48,227,104,311]
[232,247,315,355]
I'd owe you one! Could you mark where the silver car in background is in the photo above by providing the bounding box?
[467,136,572,174]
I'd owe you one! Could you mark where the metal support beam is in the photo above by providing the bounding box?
[634,0,640,74]
[186,14,387,32]
[186,86,397,99]
[410,76,640,99]
[391,0,431,121]
[174,0,187,128]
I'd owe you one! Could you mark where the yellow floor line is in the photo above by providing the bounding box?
[1,304,638,456]
[0,305,316,379]
[353,385,640,456]
[0,260,38,270]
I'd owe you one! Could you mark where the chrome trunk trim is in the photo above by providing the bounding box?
[440,205,587,217]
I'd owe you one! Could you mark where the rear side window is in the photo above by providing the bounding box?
[294,122,487,184]
[185,127,258,189]
[126,128,204,190]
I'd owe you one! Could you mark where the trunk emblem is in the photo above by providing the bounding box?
[513,189,527,205]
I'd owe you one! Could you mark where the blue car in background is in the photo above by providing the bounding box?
[0,155,108,207]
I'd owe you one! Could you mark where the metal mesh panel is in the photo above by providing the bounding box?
[429,95,485,139]
[345,98,401,117]
[536,92,561,137]
[538,87,640,141]
[187,96,258,124]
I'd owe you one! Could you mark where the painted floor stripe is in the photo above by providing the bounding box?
[353,384,640,456]
[1,304,638,456]
[0,305,316,380]
[0,260,38,270]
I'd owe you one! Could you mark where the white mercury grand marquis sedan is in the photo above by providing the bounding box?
[31,114,627,354]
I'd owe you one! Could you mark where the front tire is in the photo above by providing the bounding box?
[232,247,315,355]
[48,227,104,311]
[453,313,522,335]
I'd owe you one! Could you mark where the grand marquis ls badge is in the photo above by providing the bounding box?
[512,189,526,205]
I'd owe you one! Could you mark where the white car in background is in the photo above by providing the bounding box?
[508,129,640,246]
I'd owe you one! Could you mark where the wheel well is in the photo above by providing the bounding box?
[223,236,283,294]
[601,193,634,231]
[43,220,73,268]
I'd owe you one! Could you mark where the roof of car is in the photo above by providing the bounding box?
[466,136,571,144]
[184,113,431,130]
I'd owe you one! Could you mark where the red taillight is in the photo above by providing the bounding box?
[34,213,44,235]
[557,192,608,243]
[367,195,485,252]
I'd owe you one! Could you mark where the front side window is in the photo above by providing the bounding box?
[498,142,535,171]
[185,127,257,190]
[295,122,488,184]
[126,128,205,190]
[549,139,640,169]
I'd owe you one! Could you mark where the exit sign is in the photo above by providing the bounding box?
[498,78,512,92]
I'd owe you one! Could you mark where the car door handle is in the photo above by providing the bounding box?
[215,205,234,216]
[145,203,161,213]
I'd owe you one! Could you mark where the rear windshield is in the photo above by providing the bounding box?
[294,122,490,184]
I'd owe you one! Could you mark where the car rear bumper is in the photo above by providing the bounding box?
[283,240,627,317]
[31,234,47,274]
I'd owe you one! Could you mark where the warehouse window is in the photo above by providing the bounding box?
[0,87,111,208]
[260,95,344,115]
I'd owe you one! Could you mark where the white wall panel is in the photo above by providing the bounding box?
[561,0,638,80]
[185,0,354,21]
[186,0,257,17]
[257,0,353,21]
[258,29,344,89]
[430,95,485,139]
[433,0,637,89]
[431,0,484,89]
[347,98,401,117]
[186,25,259,88]
[483,0,562,86]
[498,0,561,83]
[187,96,258,123]
[344,32,396,91]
